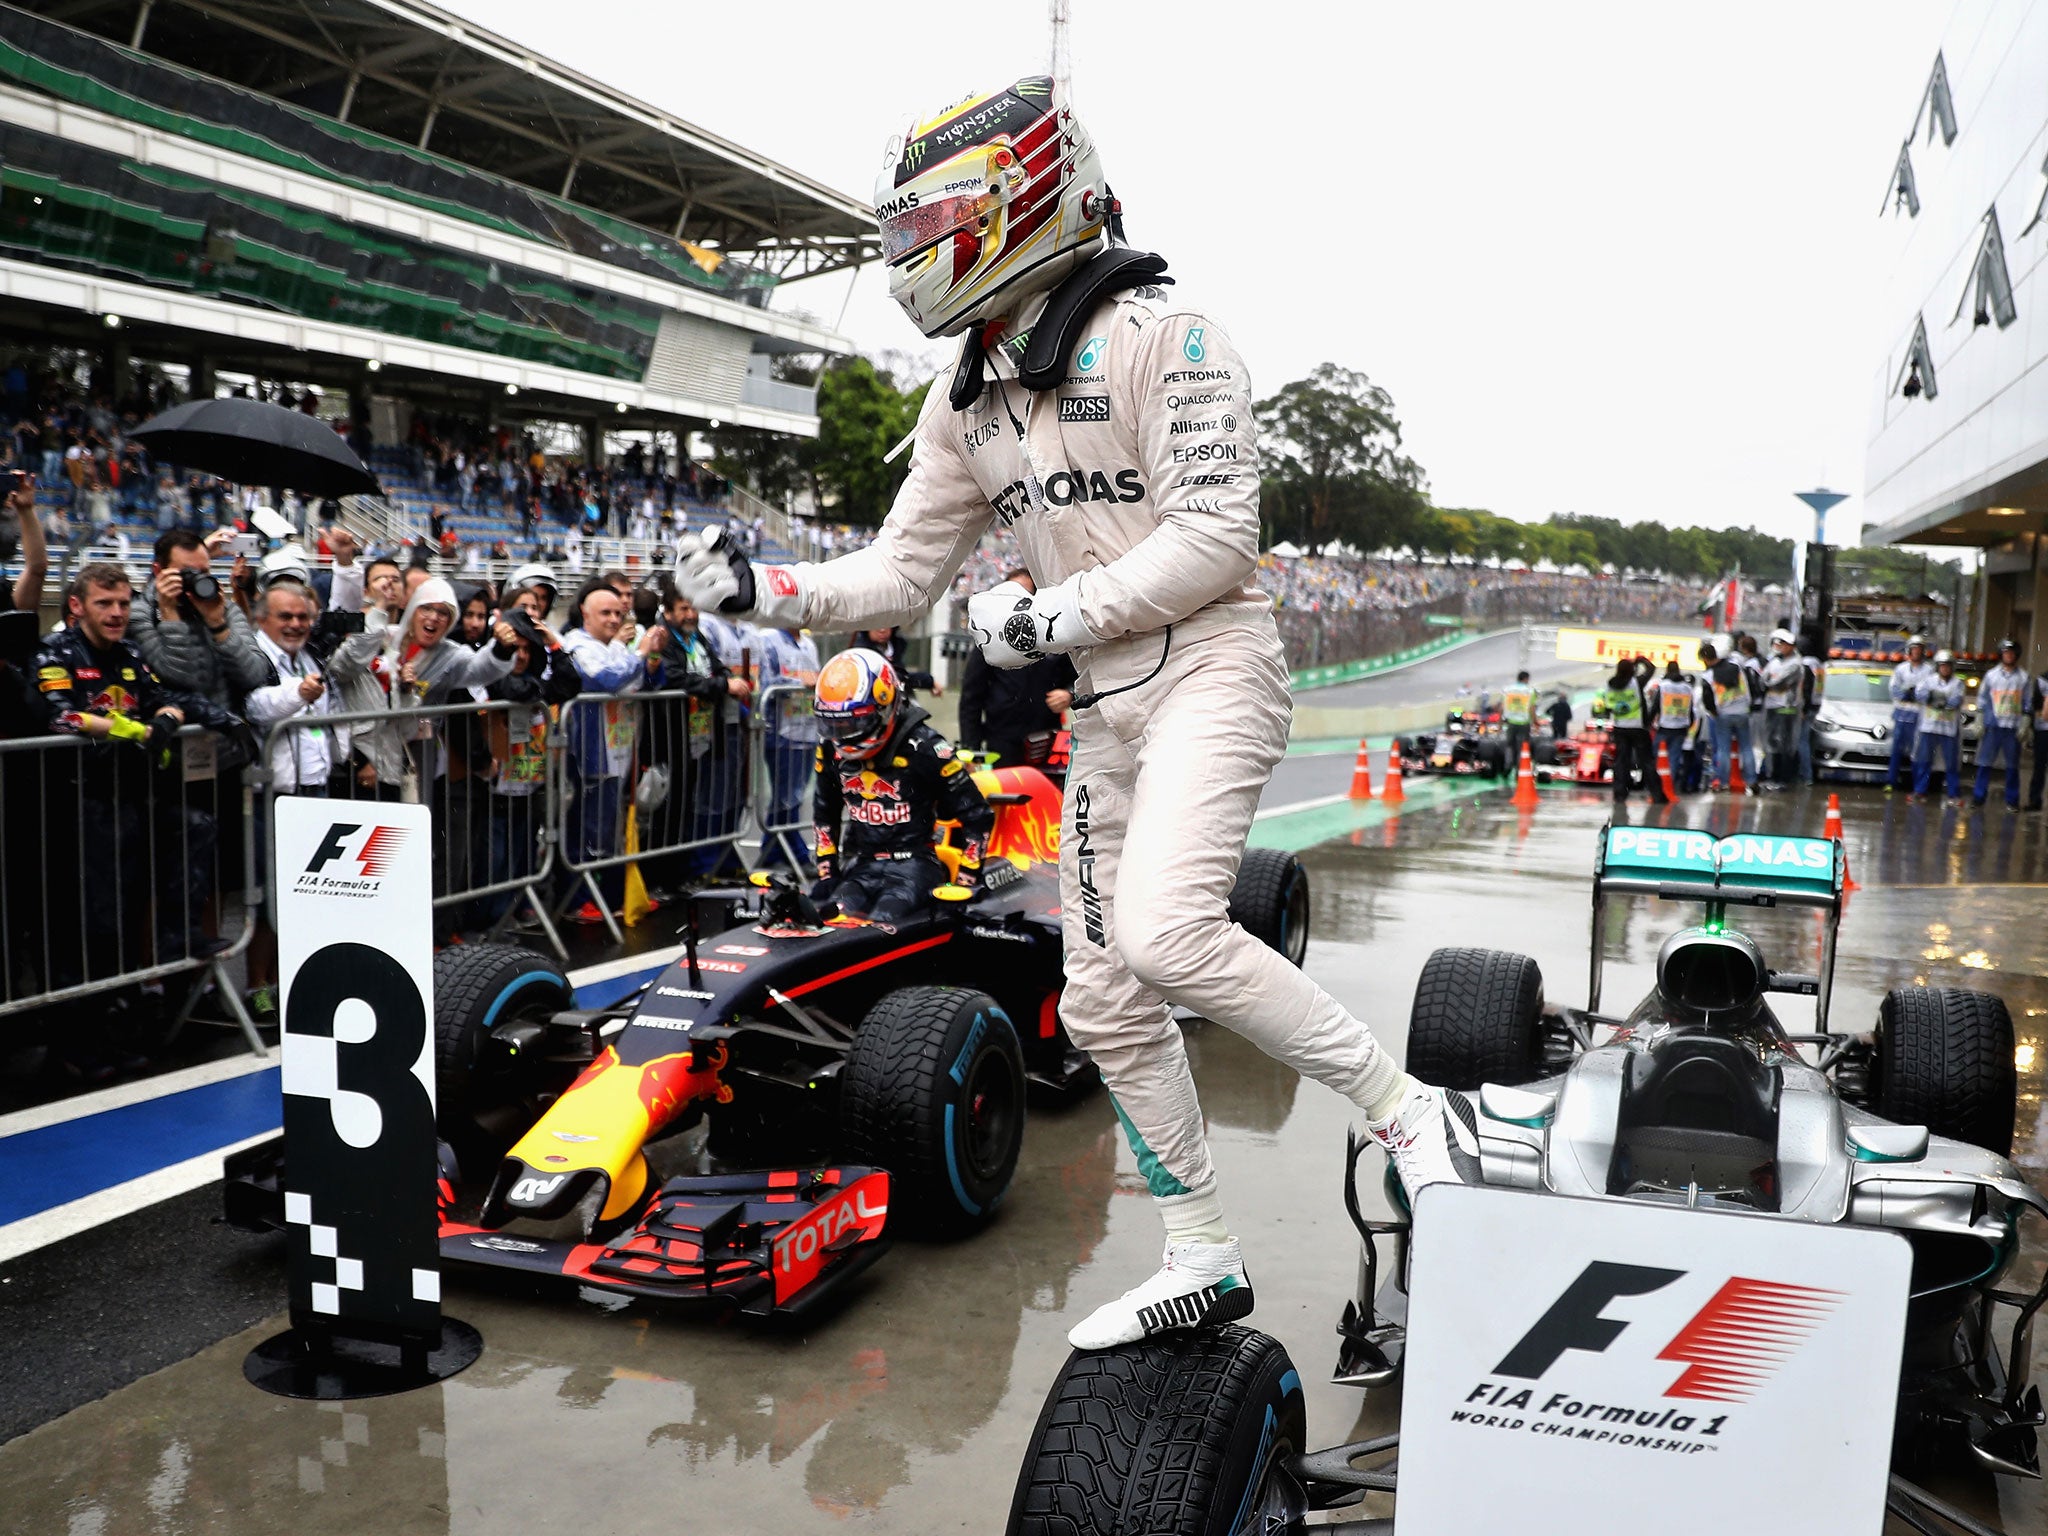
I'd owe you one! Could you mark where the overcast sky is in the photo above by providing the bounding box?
[446,1,1946,545]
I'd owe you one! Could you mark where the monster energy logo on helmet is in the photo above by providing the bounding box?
[894,78,1055,187]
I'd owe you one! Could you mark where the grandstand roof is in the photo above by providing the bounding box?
[10,0,882,278]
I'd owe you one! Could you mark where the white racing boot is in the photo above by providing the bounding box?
[1067,1238,1254,1350]
[1364,1081,1484,1201]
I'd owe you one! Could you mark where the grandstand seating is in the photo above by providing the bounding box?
[0,8,770,304]
[24,444,806,573]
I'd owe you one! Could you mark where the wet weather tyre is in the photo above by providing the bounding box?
[1229,848,1311,968]
[1873,987,2016,1157]
[1405,946,1545,1090]
[1006,1325,1307,1536]
[432,944,573,1178]
[841,986,1024,1237]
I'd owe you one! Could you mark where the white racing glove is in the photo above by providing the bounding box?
[966,579,1100,670]
[674,527,808,627]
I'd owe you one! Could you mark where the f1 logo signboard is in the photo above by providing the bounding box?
[274,800,440,1341]
[1395,1185,1910,1535]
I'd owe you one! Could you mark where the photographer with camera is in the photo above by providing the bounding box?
[127,527,272,913]
[129,528,277,710]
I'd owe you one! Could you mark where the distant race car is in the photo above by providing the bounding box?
[1394,704,1510,778]
[1533,717,1615,786]
[1001,826,2047,1534]
[227,764,1310,1319]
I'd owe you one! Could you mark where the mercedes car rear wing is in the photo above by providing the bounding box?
[1590,825,1846,1030]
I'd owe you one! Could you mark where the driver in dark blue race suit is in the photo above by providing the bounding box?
[811,647,994,922]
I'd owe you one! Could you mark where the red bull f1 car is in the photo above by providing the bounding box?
[228,765,1311,1319]
[1393,703,1511,779]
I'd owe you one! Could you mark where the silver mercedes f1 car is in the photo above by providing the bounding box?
[1007,826,2044,1536]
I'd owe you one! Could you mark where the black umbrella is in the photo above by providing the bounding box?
[130,397,380,498]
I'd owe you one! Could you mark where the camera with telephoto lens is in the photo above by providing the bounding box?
[183,571,221,603]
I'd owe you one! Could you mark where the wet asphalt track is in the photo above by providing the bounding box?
[1263,625,1611,812]
[5,674,2048,1534]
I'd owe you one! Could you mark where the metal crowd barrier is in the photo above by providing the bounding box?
[255,697,566,960]
[0,724,266,1054]
[551,684,757,946]
[1,679,821,1043]
[752,681,818,872]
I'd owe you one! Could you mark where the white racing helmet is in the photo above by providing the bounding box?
[875,76,1112,337]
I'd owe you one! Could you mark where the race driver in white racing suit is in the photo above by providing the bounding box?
[677,77,1480,1348]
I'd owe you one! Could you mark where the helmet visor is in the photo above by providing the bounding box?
[820,706,884,746]
[880,192,987,265]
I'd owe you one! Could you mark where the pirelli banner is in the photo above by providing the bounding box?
[1396,1185,1908,1535]
[1555,628,1706,672]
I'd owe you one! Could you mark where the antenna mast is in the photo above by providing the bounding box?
[1050,0,1072,102]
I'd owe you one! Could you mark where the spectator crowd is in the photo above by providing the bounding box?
[0,466,859,1086]
[1252,552,1712,626]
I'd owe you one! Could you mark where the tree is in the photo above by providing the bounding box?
[1541,513,1792,581]
[1833,545,1963,597]
[1256,364,1427,552]
[806,356,929,526]
[706,353,929,523]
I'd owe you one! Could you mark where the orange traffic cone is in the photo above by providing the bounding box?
[1656,740,1679,801]
[1728,744,1748,794]
[1348,738,1374,801]
[1512,740,1540,807]
[1824,792,1861,890]
[1381,741,1405,804]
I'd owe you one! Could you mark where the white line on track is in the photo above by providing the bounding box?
[0,1052,276,1141]
[0,1131,279,1266]
[1251,792,1351,822]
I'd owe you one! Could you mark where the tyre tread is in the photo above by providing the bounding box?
[1877,986,2016,1156]
[431,943,570,1089]
[1227,848,1306,960]
[1404,946,1545,1090]
[841,985,1022,1235]
[1006,1326,1300,1536]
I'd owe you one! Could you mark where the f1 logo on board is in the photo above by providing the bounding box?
[297,823,411,895]
[1494,1261,1843,1402]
